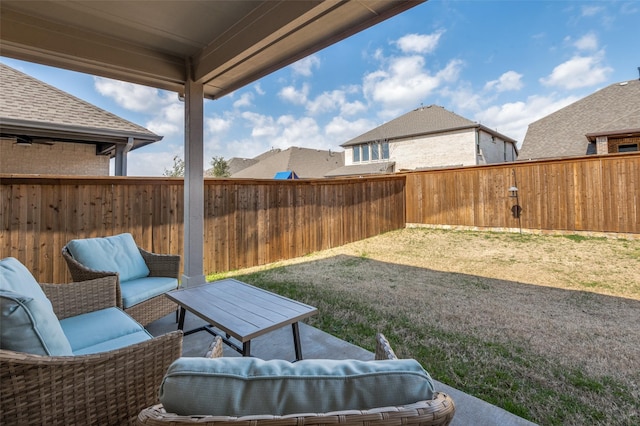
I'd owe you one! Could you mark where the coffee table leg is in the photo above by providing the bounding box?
[242,341,251,357]
[292,322,303,361]
[177,307,186,330]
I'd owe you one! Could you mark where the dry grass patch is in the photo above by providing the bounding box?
[211,228,640,425]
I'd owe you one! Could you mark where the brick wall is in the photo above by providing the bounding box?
[0,138,110,176]
[608,136,640,153]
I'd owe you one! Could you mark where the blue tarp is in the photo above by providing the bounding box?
[274,171,299,179]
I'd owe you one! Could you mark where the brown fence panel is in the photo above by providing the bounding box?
[1,175,406,283]
[406,153,640,234]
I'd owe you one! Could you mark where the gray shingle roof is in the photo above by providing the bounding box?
[231,147,344,179]
[341,105,515,147]
[324,162,395,177]
[0,63,161,149]
[519,79,640,160]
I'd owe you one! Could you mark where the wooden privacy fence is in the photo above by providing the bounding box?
[0,175,406,283]
[406,153,639,235]
[2,153,637,283]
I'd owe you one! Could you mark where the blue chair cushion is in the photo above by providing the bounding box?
[0,289,73,356]
[160,357,435,416]
[120,277,178,309]
[60,307,152,354]
[66,233,150,282]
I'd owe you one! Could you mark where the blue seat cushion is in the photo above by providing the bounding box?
[160,357,435,416]
[0,289,74,356]
[120,277,178,309]
[66,233,150,282]
[60,307,152,354]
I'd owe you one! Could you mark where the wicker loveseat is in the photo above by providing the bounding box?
[137,334,455,426]
[0,257,183,425]
[62,233,180,326]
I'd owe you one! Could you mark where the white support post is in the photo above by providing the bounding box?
[182,77,206,288]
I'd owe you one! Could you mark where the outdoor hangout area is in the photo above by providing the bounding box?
[1,1,639,424]
[2,226,637,425]
[1,154,639,425]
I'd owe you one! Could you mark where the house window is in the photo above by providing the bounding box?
[361,144,369,161]
[353,146,360,162]
[371,143,379,160]
[618,143,638,153]
[382,141,389,159]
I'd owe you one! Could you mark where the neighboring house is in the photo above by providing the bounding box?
[519,79,640,160]
[332,105,518,177]
[0,63,162,176]
[230,147,344,179]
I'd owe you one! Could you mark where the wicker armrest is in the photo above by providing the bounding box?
[204,336,224,358]
[40,276,118,319]
[0,330,183,426]
[375,333,399,360]
[136,392,455,426]
[139,248,181,279]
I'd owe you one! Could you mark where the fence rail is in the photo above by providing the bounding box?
[2,153,638,283]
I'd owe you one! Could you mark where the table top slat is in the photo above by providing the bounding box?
[166,279,317,342]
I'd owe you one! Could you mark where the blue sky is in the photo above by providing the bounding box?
[2,0,638,176]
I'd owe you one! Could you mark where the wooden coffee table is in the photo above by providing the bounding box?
[166,278,318,360]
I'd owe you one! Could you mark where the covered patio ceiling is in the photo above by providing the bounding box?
[1,0,423,99]
[0,0,425,286]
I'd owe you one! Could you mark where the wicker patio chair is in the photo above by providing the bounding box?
[62,240,180,326]
[136,333,455,426]
[0,276,183,426]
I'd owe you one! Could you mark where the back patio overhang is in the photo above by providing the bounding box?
[0,0,425,285]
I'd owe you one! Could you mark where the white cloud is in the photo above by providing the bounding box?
[441,82,483,112]
[574,33,598,51]
[126,149,182,176]
[233,92,253,108]
[94,77,169,113]
[325,116,376,143]
[278,83,309,105]
[484,71,524,93]
[206,116,232,134]
[363,56,463,116]
[241,112,280,138]
[540,53,612,89]
[254,83,265,96]
[581,5,604,17]
[395,31,444,54]
[475,94,580,145]
[145,102,183,137]
[306,90,346,115]
[340,100,367,116]
[291,55,320,77]
[273,116,322,149]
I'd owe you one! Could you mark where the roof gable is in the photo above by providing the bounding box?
[519,79,640,160]
[0,63,159,144]
[231,147,344,179]
[341,105,478,146]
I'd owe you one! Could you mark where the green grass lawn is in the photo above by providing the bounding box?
[208,228,640,425]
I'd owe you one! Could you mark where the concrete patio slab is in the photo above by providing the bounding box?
[148,312,537,426]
